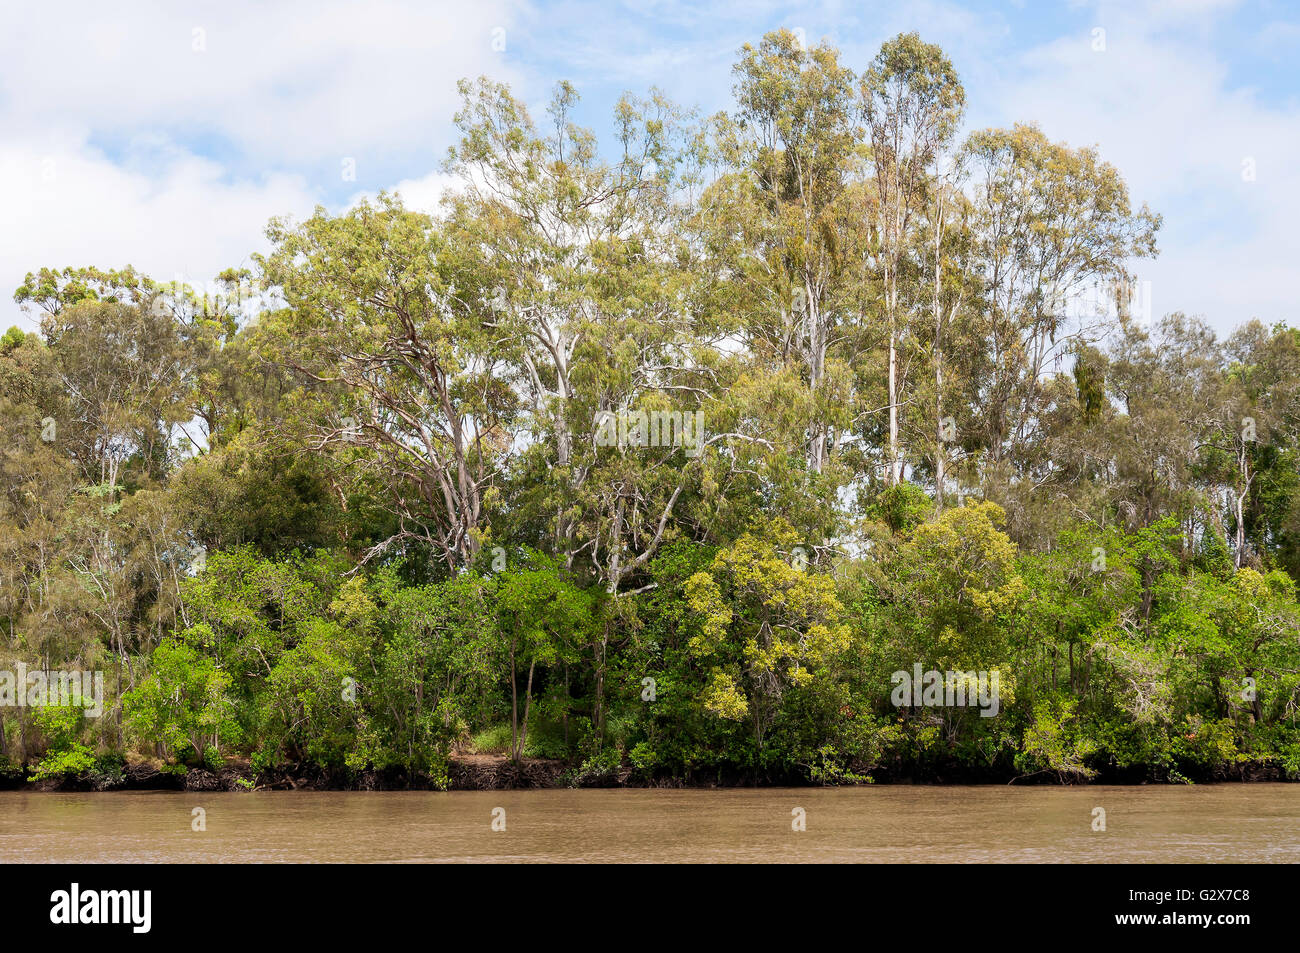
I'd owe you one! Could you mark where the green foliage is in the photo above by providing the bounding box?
[868,483,933,534]
[1015,699,1098,782]
[0,326,25,354]
[123,639,238,765]
[27,704,97,781]
[4,31,1300,788]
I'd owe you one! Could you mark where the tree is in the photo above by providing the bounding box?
[123,639,236,764]
[258,195,520,571]
[861,33,965,486]
[446,78,708,596]
[721,29,857,476]
[685,522,849,754]
[492,556,596,761]
[964,123,1160,488]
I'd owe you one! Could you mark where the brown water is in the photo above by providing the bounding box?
[1,785,1297,863]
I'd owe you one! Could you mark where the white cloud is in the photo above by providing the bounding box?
[346,170,462,215]
[0,137,319,331]
[2,0,1295,343]
[0,1,525,161]
[0,0,527,333]
[983,0,1300,334]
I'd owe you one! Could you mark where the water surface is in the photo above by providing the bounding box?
[1,785,1296,863]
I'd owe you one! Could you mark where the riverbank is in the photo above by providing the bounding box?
[0,754,562,793]
[2,751,1294,792]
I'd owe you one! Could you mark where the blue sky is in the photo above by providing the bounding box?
[3,0,1299,336]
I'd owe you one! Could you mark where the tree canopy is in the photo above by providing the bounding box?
[3,31,1298,787]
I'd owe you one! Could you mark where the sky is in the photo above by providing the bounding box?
[2,0,1298,337]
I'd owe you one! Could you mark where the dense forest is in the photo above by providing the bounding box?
[2,30,1298,788]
